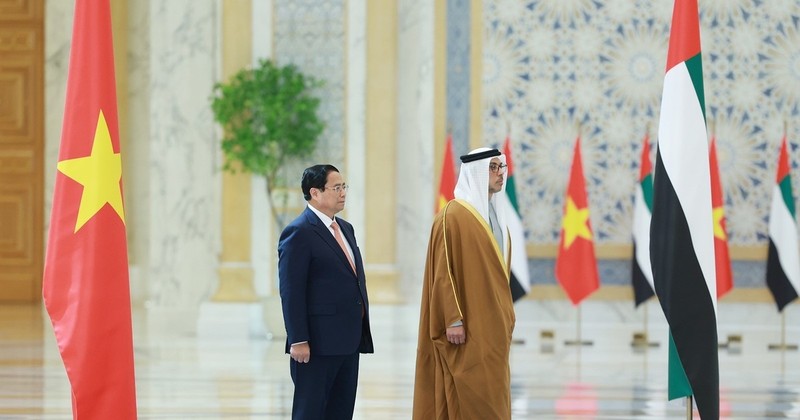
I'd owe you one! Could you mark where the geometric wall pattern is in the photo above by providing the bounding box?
[447,0,472,155]
[482,1,800,287]
[274,0,346,173]
[483,0,800,247]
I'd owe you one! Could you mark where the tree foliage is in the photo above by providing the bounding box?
[211,59,324,227]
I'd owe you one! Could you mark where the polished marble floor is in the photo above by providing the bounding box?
[1,299,799,419]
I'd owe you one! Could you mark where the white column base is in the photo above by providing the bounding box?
[196,301,267,340]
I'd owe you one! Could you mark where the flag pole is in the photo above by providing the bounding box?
[642,304,658,347]
[506,120,526,346]
[768,311,799,351]
[632,304,660,349]
[768,119,798,352]
[686,396,693,419]
[564,305,593,346]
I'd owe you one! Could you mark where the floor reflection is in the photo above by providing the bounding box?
[0,301,798,419]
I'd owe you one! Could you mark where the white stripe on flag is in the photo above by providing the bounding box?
[658,62,717,312]
[633,186,654,290]
[501,193,530,293]
[769,185,800,293]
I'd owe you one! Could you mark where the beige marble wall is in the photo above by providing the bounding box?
[249,1,275,297]
[396,0,437,300]
[139,1,221,330]
[346,0,367,250]
[44,0,74,223]
[46,0,223,334]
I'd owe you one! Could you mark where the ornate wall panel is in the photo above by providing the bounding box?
[274,0,346,170]
[447,0,472,155]
[0,0,43,302]
[483,0,800,287]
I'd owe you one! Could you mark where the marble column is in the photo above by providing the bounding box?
[137,0,222,334]
[365,0,402,303]
[397,0,436,300]
[214,0,257,304]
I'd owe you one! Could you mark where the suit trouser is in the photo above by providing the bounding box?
[290,353,360,420]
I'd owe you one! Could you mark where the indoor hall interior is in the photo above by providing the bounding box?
[3,0,800,419]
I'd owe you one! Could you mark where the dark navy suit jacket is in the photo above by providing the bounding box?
[278,207,374,355]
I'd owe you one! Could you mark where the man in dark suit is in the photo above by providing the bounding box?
[278,164,374,420]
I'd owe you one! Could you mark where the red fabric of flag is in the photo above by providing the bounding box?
[42,0,138,418]
[709,136,733,298]
[436,134,456,213]
[555,137,600,305]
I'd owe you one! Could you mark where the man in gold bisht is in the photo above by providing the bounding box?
[413,147,516,419]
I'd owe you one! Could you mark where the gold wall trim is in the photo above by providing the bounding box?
[468,0,482,150]
[527,244,632,259]
[215,0,256,302]
[526,285,776,302]
[364,0,400,302]
[527,244,769,260]
[433,0,447,206]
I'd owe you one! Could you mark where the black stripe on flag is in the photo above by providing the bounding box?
[766,240,800,312]
[631,242,655,307]
[650,152,719,420]
[510,273,527,302]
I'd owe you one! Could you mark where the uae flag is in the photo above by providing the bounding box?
[436,133,456,213]
[502,135,531,301]
[631,132,655,307]
[649,0,718,418]
[42,0,138,418]
[766,134,800,311]
[709,135,733,298]
[555,137,599,305]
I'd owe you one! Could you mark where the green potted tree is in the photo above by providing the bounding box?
[211,58,324,229]
[211,59,324,338]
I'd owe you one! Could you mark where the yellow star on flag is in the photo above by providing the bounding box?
[561,196,592,249]
[57,110,125,232]
[712,206,727,240]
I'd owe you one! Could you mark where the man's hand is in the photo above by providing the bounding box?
[446,325,466,345]
[290,342,311,363]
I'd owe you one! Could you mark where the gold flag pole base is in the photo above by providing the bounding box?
[563,339,594,346]
[630,332,660,348]
[631,305,659,349]
[718,334,743,353]
[768,343,799,351]
[540,330,555,353]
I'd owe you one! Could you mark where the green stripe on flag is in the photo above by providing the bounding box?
[780,176,796,218]
[507,174,520,213]
[685,55,706,121]
[641,174,653,211]
[668,332,692,400]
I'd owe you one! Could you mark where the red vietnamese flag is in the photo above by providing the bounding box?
[436,133,456,213]
[555,137,600,304]
[709,136,733,298]
[42,0,138,418]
